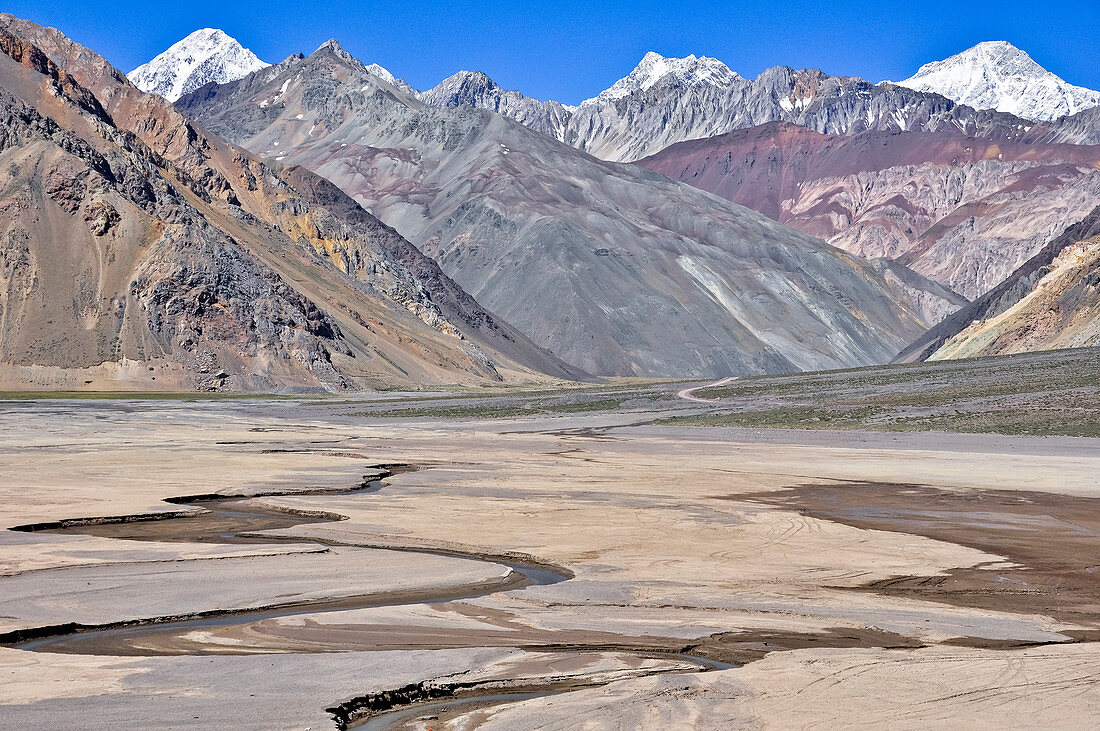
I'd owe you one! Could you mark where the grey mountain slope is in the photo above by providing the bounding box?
[1040,107,1100,146]
[273,162,587,381]
[178,43,933,377]
[866,258,970,326]
[422,63,1046,162]
[895,206,1100,363]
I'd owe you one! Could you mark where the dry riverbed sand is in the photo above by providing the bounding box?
[2,396,1100,728]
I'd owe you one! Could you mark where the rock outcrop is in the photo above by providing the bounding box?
[896,206,1100,362]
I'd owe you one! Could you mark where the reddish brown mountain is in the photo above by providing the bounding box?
[637,122,1100,300]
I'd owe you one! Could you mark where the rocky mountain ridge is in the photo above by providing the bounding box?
[419,58,1054,162]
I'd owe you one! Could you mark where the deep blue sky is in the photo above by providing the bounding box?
[8,0,1099,104]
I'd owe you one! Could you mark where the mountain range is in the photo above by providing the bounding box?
[176,41,940,377]
[131,33,1100,160]
[157,32,1099,300]
[419,41,1100,160]
[0,16,1098,391]
[423,61,1046,164]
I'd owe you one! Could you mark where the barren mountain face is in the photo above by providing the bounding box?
[637,122,1100,300]
[932,234,1100,359]
[0,15,579,391]
[1041,107,1100,146]
[178,43,940,377]
[897,206,1100,362]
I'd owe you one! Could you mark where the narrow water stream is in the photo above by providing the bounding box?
[9,467,568,654]
[5,465,731,729]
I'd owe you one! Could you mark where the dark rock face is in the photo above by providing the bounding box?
[178,45,935,377]
[131,230,352,385]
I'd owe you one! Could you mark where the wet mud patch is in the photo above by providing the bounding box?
[735,483,1100,627]
[686,626,923,665]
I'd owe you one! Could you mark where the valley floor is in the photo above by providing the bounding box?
[2,351,1100,728]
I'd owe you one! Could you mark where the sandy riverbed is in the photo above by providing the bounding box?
[2,397,1099,728]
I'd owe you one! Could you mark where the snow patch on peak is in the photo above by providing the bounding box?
[307,41,412,93]
[129,28,269,102]
[583,51,740,106]
[894,41,1100,121]
[364,63,397,85]
[361,63,415,94]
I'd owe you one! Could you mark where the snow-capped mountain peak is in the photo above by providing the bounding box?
[582,51,741,106]
[364,63,400,87]
[129,28,269,102]
[894,40,1100,121]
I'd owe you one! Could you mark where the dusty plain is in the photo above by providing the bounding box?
[3,349,1100,728]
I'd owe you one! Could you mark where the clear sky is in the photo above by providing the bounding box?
[7,0,1099,104]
